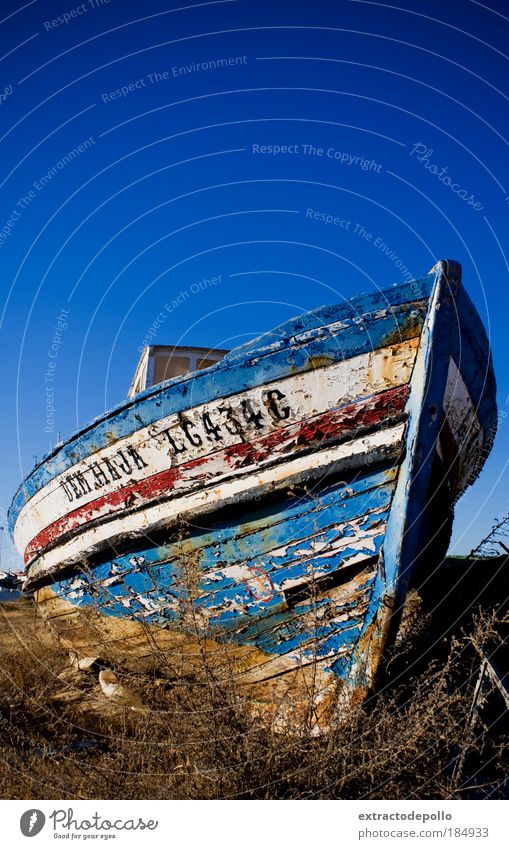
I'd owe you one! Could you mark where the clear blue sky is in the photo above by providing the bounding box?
[1,0,508,571]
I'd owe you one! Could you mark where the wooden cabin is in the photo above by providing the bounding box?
[128,345,229,399]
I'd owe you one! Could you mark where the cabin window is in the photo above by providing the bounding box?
[154,355,191,382]
[196,358,216,371]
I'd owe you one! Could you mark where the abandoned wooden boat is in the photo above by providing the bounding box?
[9,259,497,730]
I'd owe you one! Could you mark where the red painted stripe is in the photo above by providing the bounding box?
[24,385,409,563]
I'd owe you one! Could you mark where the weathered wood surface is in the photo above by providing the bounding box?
[10,261,498,730]
[35,586,346,729]
[27,421,406,581]
[11,286,433,518]
[15,304,426,572]
[50,466,396,667]
[18,345,417,566]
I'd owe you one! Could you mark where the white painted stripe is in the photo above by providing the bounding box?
[15,340,418,554]
[26,423,406,582]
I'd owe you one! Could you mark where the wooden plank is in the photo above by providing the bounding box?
[42,463,390,681]
[10,295,430,527]
[21,382,409,564]
[55,465,399,586]
[35,582,360,710]
[52,468,393,633]
[51,471,393,643]
[16,344,416,560]
[26,421,406,582]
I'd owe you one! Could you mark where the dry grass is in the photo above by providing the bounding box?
[0,590,507,801]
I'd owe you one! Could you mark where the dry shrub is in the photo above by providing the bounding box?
[0,597,507,800]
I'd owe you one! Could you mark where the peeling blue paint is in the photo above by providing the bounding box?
[18,262,498,713]
[52,463,392,659]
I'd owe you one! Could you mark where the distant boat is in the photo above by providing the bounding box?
[8,260,497,730]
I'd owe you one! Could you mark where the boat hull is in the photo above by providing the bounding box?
[10,260,497,730]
